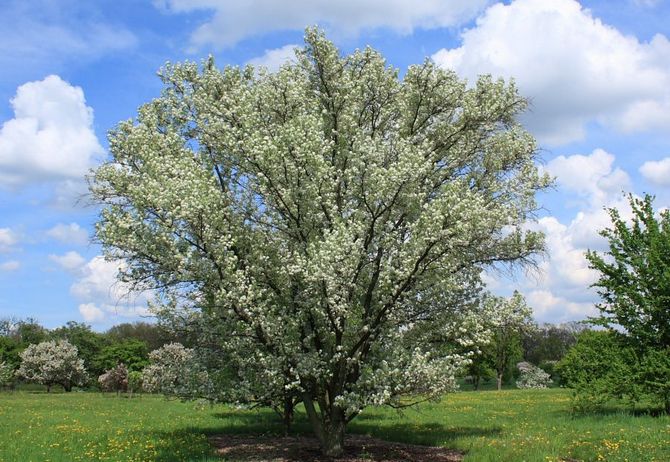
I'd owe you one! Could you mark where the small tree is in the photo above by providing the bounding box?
[583,194,670,413]
[486,292,534,390]
[142,343,210,397]
[98,363,129,395]
[0,361,14,389]
[515,362,552,389]
[127,370,143,398]
[16,340,87,392]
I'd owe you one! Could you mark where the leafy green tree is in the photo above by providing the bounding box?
[0,336,21,368]
[556,330,636,411]
[90,29,548,455]
[559,195,670,412]
[106,322,173,351]
[93,339,149,373]
[586,194,670,349]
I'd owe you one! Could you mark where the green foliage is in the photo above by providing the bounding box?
[557,330,636,411]
[106,322,174,351]
[93,339,149,373]
[127,370,143,395]
[0,361,14,388]
[0,336,21,368]
[586,194,670,350]
[576,194,670,413]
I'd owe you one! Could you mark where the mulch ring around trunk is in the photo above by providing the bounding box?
[208,434,464,462]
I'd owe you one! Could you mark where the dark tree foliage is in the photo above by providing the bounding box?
[106,322,174,351]
[522,322,583,365]
[93,339,149,373]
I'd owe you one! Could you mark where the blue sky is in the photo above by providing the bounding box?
[1,0,669,329]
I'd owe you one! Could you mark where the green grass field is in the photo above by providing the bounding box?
[0,389,667,462]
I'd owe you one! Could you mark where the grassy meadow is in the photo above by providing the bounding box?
[0,388,668,462]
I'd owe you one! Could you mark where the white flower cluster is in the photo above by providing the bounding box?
[516,361,553,389]
[16,340,87,391]
[141,343,211,398]
[0,361,14,387]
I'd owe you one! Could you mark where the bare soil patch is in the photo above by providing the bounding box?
[209,434,464,462]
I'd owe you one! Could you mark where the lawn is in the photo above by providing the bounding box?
[0,388,667,462]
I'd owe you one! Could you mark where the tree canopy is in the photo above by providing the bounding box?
[90,28,549,455]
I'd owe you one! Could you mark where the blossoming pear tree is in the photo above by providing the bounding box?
[16,340,87,392]
[91,28,549,456]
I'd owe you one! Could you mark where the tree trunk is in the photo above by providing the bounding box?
[47,384,51,393]
[282,395,294,435]
[302,393,347,457]
[322,415,346,457]
[474,375,480,391]
[496,373,503,391]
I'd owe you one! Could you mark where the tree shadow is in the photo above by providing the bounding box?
[145,408,500,461]
[348,420,501,447]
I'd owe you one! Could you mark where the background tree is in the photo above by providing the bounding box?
[486,292,534,390]
[93,339,149,374]
[141,343,209,398]
[556,330,635,411]
[106,322,174,351]
[0,361,14,389]
[98,363,129,395]
[16,340,87,392]
[91,29,549,455]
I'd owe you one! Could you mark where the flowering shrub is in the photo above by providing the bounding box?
[0,361,14,388]
[98,363,129,393]
[142,343,210,398]
[516,362,552,389]
[16,340,87,392]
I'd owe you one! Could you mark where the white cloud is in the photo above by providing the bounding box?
[154,0,488,49]
[639,157,670,187]
[490,150,634,322]
[78,303,105,323]
[0,260,20,272]
[432,0,670,145]
[247,44,299,72]
[0,75,104,188]
[49,251,86,273]
[544,149,631,206]
[70,256,151,323]
[46,223,89,246]
[0,228,18,253]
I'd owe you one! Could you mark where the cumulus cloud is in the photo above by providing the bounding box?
[49,251,86,273]
[70,256,151,323]
[432,0,670,145]
[154,0,488,49]
[78,303,106,323]
[639,157,670,187]
[0,228,18,253]
[46,222,89,246]
[0,75,104,188]
[247,44,299,72]
[0,260,20,272]
[544,149,631,207]
[491,150,634,322]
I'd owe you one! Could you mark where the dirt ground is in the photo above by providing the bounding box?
[208,434,464,462]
